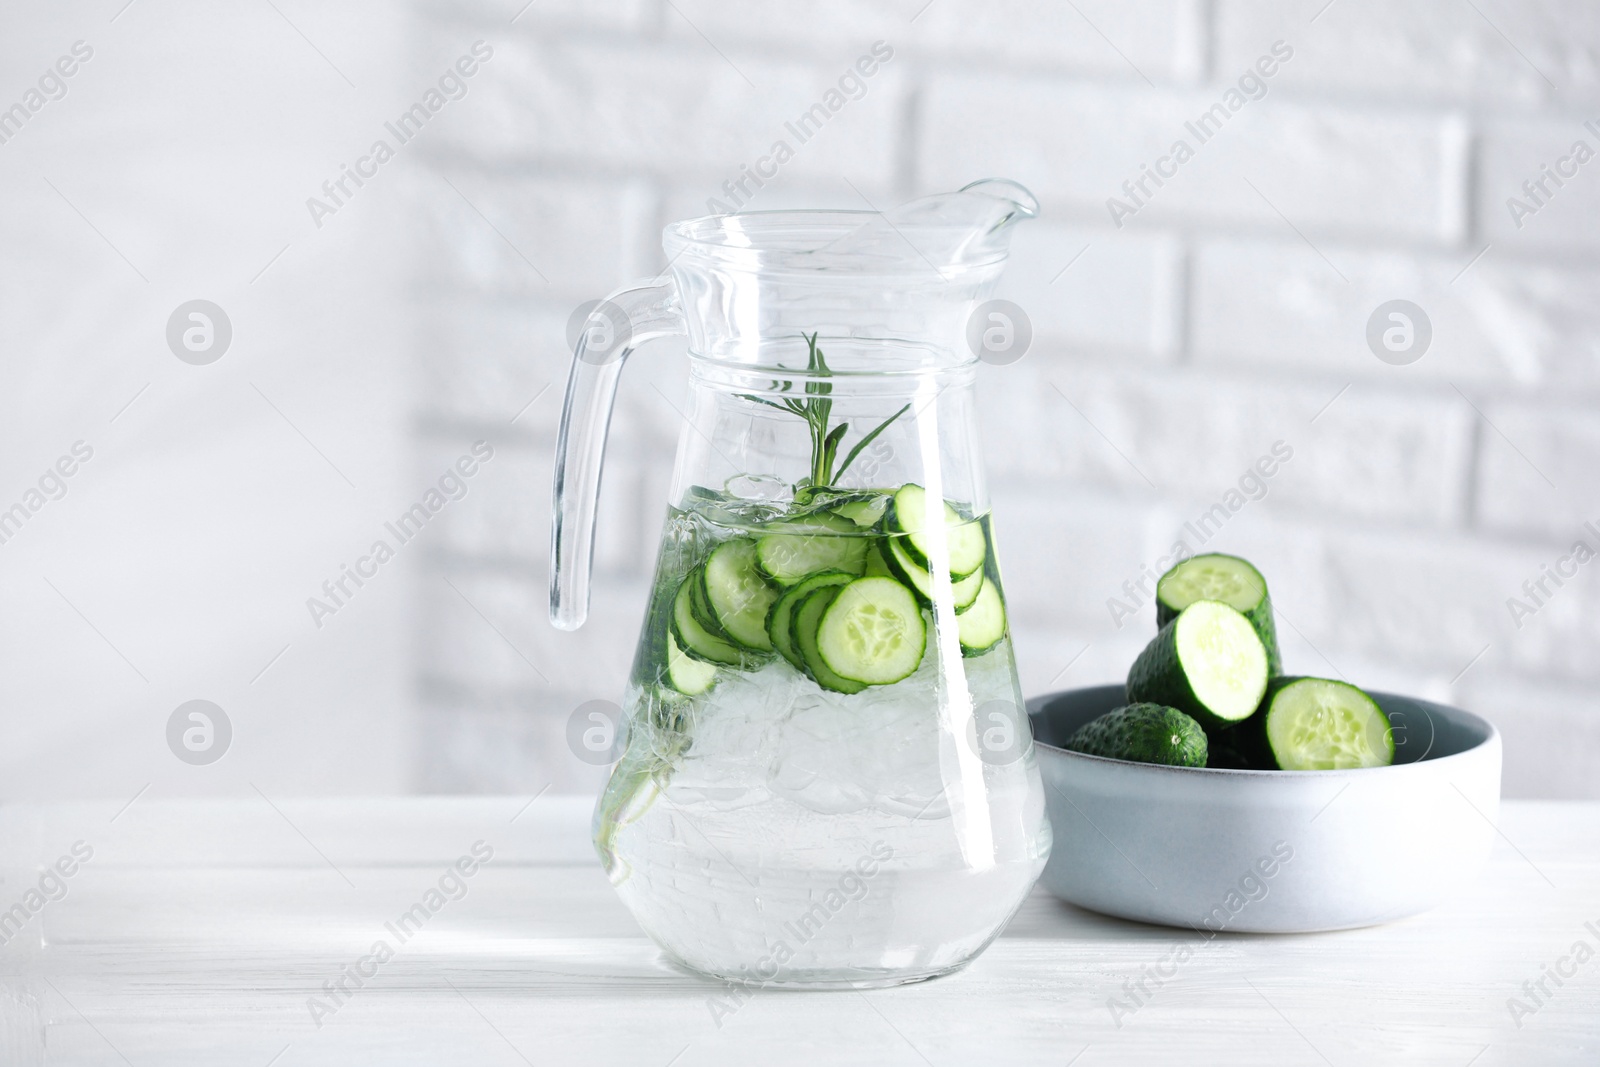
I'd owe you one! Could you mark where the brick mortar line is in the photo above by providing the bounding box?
[987,468,1589,555]
[412,6,1600,118]
[410,161,1600,263]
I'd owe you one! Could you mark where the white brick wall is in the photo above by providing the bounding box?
[416,0,1600,798]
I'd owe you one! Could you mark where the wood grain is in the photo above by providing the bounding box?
[0,798,1594,1065]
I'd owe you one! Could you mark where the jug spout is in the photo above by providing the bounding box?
[817,178,1038,271]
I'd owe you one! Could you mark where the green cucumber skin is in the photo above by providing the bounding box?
[1065,703,1208,768]
[881,535,934,608]
[671,576,747,667]
[766,571,855,671]
[792,588,867,695]
[883,485,986,580]
[1155,556,1282,676]
[1232,675,1304,769]
[956,578,1007,657]
[1124,611,1265,733]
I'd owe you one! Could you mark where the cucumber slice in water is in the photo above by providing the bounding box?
[703,539,779,652]
[767,570,856,671]
[864,540,894,578]
[1261,677,1393,770]
[755,515,868,586]
[817,577,926,686]
[792,587,867,694]
[885,485,987,579]
[665,631,717,695]
[1156,553,1282,675]
[830,493,890,528]
[883,535,984,610]
[1126,600,1269,731]
[956,576,1007,656]
[672,572,746,667]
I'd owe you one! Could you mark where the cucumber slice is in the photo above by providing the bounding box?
[1260,677,1393,770]
[703,539,779,652]
[950,566,986,613]
[1065,703,1208,768]
[792,587,867,694]
[1156,553,1282,675]
[1126,600,1269,732]
[689,565,730,639]
[672,573,746,666]
[665,631,717,695]
[956,576,1007,656]
[883,535,984,610]
[767,570,856,671]
[817,577,926,686]
[864,540,894,578]
[885,485,987,579]
[755,515,868,586]
[831,494,890,528]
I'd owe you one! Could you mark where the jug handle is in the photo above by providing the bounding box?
[550,279,685,630]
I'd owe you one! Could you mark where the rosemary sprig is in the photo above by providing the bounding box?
[738,333,910,490]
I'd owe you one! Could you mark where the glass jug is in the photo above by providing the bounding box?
[551,180,1051,988]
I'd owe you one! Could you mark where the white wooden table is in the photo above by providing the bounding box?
[1,796,1595,1065]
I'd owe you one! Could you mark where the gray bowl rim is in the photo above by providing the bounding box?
[1026,684,1500,779]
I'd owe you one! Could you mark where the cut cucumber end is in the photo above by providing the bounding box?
[1264,678,1393,770]
[1127,599,1269,730]
[1156,553,1282,675]
[1173,600,1269,723]
[1157,554,1268,618]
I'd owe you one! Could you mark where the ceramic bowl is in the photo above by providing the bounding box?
[1027,685,1502,933]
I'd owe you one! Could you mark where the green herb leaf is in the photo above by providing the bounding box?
[834,402,910,482]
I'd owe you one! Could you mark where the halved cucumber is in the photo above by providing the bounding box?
[665,631,717,695]
[792,587,867,694]
[883,535,984,610]
[885,485,987,579]
[755,514,868,586]
[1156,553,1282,675]
[1126,600,1269,732]
[956,577,1007,656]
[767,570,856,671]
[1260,677,1393,770]
[672,572,746,667]
[817,577,926,686]
[703,539,779,652]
